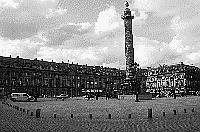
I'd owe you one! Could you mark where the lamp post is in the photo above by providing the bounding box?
[135,82,139,102]
[133,62,140,102]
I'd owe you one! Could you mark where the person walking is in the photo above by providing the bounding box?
[87,93,90,101]
[106,92,109,100]
[96,93,98,100]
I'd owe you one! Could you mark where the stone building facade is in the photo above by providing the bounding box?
[146,62,200,95]
[0,56,125,97]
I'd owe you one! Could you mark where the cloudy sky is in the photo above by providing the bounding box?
[0,0,200,69]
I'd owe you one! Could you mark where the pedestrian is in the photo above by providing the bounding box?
[106,92,109,100]
[87,94,90,101]
[96,93,98,100]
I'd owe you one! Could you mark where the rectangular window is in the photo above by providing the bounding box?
[23,94,28,97]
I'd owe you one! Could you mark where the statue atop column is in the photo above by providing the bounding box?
[125,1,129,7]
[121,1,134,81]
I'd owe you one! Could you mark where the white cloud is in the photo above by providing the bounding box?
[168,36,190,53]
[79,22,92,30]
[68,22,92,31]
[39,0,55,2]
[131,0,200,67]
[2,0,200,69]
[46,8,67,18]
[37,46,101,65]
[0,0,19,8]
[0,0,58,40]
[134,0,200,17]
[103,61,125,69]
[0,38,43,58]
[80,47,98,61]
[95,6,122,34]
[133,36,184,67]
[0,39,20,57]
[187,52,200,61]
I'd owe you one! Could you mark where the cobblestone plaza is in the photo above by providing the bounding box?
[1,96,200,131]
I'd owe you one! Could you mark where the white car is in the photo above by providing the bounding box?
[56,94,69,99]
[10,93,35,102]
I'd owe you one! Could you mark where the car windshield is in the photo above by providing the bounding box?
[12,94,19,96]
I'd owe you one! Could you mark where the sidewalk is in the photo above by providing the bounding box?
[1,101,200,132]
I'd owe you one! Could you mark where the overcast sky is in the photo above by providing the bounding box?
[0,0,200,69]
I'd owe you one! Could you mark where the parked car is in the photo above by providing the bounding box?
[56,94,69,99]
[83,94,96,99]
[10,93,35,102]
[196,91,200,96]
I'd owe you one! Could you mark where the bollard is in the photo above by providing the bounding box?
[71,114,73,118]
[89,114,92,119]
[184,109,187,113]
[20,108,22,111]
[192,108,194,112]
[23,109,25,112]
[148,109,152,118]
[30,112,33,116]
[16,106,19,110]
[173,110,176,115]
[53,113,56,118]
[128,114,131,119]
[163,112,165,117]
[108,114,111,119]
[36,109,41,118]
[27,110,30,114]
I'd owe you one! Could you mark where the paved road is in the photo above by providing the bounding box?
[1,98,200,132]
[6,96,200,120]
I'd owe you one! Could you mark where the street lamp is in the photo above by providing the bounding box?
[133,62,140,102]
[135,81,139,102]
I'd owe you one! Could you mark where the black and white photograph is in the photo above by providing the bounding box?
[1,0,200,131]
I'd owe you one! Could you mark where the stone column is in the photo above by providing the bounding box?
[121,1,134,80]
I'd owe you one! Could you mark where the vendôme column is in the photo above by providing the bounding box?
[121,1,135,82]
